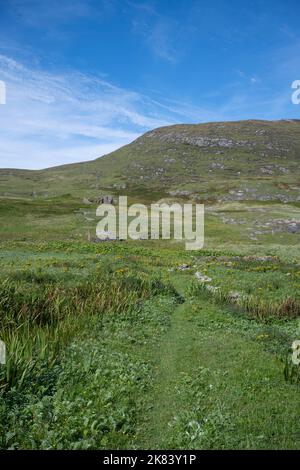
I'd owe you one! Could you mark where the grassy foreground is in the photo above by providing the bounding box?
[0,237,299,449]
[0,193,299,449]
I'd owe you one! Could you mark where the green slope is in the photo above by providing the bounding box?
[1,119,300,203]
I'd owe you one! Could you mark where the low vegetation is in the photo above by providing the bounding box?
[0,119,299,449]
[0,234,299,449]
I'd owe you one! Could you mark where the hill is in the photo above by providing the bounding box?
[1,119,300,203]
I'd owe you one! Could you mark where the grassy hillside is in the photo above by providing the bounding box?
[1,119,300,203]
[0,119,300,449]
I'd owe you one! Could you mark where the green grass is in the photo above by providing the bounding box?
[0,237,299,449]
[0,144,299,451]
[0,250,300,449]
[1,120,300,204]
[188,255,300,320]
[0,255,176,390]
[137,291,300,449]
[0,294,178,449]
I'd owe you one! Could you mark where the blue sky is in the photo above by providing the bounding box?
[0,0,299,169]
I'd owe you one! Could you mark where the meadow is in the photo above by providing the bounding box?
[0,194,299,449]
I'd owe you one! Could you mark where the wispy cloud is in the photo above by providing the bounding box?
[0,52,229,169]
[0,54,191,169]
[130,2,183,63]
[0,37,299,170]
[6,0,95,26]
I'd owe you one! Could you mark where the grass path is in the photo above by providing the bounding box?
[1,266,300,449]
[136,274,300,449]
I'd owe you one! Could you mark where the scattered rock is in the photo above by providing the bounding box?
[243,255,278,262]
[82,197,93,205]
[85,195,115,204]
[95,230,116,240]
[206,285,220,293]
[195,272,212,283]
[228,291,241,302]
[178,264,191,271]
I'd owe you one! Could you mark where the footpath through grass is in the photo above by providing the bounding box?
[0,295,178,449]
[0,242,300,449]
[137,274,300,449]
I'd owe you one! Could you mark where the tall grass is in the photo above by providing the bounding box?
[188,281,300,321]
[0,272,176,391]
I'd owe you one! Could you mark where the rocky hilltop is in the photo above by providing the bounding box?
[0,119,300,203]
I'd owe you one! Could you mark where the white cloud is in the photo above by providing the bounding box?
[0,54,179,169]
[4,53,258,170]
[0,138,127,169]
[0,46,298,170]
